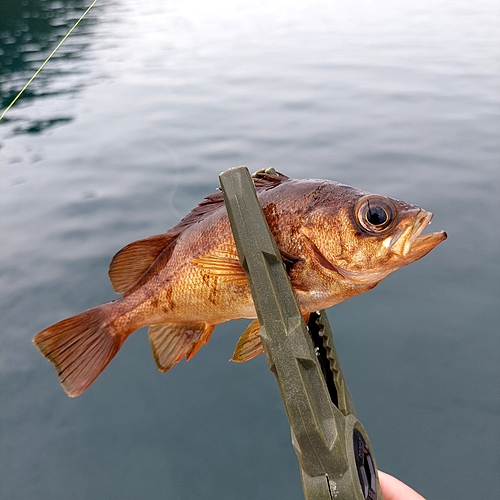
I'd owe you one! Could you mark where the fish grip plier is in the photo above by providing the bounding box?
[219,166,384,500]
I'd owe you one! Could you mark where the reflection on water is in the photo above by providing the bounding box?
[0,0,101,132]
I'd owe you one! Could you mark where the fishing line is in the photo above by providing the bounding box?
[0,0,99,123]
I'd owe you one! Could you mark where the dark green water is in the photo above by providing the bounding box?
[1,1,499,499]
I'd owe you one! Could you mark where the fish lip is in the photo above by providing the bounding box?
[403,210,433,255]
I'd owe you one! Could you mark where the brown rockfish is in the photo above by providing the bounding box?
[33,171,446,397]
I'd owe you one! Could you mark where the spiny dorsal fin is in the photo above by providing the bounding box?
[148,322,214,372]
[231,320,264,362]
[108,234,175,293]
[108,171,290,294]
[252,170,289,189]
[170,170,289,232]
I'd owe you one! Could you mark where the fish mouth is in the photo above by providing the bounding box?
[399,210,447,260]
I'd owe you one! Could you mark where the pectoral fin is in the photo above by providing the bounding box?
[148,322,214,372]
[231,313,312,363]
[230,320,264,362]
[192,251,248,285]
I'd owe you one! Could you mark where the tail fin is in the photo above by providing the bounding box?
[33,305,124,397]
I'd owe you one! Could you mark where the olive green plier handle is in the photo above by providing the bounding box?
[219,166,384,500]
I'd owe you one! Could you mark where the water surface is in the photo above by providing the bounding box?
[1,1,499,499]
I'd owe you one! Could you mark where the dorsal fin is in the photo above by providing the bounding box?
[108,234,175,293]
[108,171,290,294]
[252,170,289,189]
[170,170,289,233]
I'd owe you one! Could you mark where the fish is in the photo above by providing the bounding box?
[33,170,447,397]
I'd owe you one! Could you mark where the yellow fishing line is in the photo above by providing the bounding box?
[0,0,99,122]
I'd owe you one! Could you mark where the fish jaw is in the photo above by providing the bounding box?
[387,209,447,263]
[405,227,447,262]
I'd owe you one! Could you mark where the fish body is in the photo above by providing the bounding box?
[34,171,446,396]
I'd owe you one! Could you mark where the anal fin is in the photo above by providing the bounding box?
[148,322,214,372]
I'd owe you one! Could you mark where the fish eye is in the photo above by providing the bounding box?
[355,196,396,234]
[366,205,388,226]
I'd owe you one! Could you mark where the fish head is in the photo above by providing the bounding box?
[302,185,447,290]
